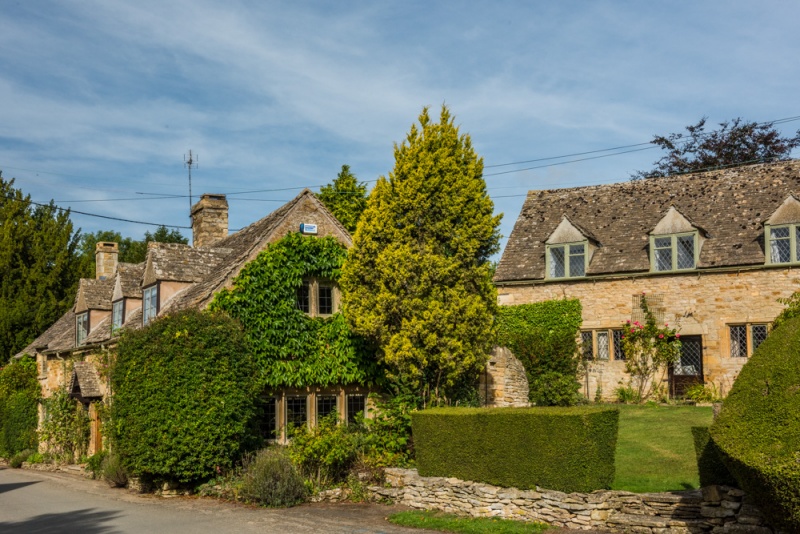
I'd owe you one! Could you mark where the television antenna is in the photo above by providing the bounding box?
[184,150,198,218]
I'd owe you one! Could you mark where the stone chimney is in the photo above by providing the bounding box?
[191,194,229,248]
[95,242,119,280]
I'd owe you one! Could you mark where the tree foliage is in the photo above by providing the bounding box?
[211,232,377,389]
[0,173,83,360]
[111,309,258,484]
[633,117,800,179]
[619,296,681,402]
[79,225,187,278]
[317,165,368,234]
[340,106,502,405]
[0,356,40,456]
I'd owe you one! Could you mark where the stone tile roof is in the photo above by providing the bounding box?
[75,278,114,312]
[495,159,800,282]
[14,309,77,358]
[116,262,144,298]
[83,315,112,345]
[69,361,103,399]
[143,243,230,285]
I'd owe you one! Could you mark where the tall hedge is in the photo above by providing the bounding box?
[710,315,800,531]
[0,356,40,456]
[413,406,618,492]
[495,300,583,405]
[111,309,258,484]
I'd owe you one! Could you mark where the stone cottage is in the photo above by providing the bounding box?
[494,159,800,400]
[16,189,371,451]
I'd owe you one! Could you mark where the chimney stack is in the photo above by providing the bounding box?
[191,194,229,248]
[95,242,119,280]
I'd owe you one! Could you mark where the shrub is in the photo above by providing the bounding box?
[9,448,34,468]
[413,406,618,492]
[85,451,107,479]
[101,453,128,488]
[241,447,307,507]
[496,300,584,406]
[111,309,259,484]
[0,357,40,456]
[362,391,420,467]
[614,385,638,404]
[710,315,800,531]
[685,382,722,403]
[39,386,90,463]
[26,452,44,464]
[288,412,364,488]
[691,427,737,487]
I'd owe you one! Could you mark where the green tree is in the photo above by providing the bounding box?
[633,117,800,179]
[79,225,187,277]
[340,106,501,406]
[316,165,368,234]
[0,173,83,360]
[0,356,40,456]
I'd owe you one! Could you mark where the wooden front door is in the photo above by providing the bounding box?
[670,335,703,398]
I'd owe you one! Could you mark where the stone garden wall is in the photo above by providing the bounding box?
[371,468,774,533]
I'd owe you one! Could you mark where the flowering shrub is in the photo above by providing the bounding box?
[620,295,681,402]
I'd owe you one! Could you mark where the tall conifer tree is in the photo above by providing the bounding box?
[317,165,368,234]
[341,107,501,404]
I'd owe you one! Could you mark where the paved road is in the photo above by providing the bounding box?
[0,466,430,534]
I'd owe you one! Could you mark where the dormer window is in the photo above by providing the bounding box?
[766,224,800,264]
[651,233,697,272]
[112,299,124,333]
[143,285,158,325]
[76,312,89,345]
[547,242,586,278]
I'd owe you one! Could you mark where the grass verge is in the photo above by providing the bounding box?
[387,510,549,533]
[612,403,713,492]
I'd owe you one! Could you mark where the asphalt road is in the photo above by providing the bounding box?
[0,466,430,534]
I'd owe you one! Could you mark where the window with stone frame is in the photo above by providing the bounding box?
[547,241,587,279]
[766,224,800,264]
[316,395,337,421]
[258,396,277,441]
[346,394,365,424]
[612,329,625,360]
[729,323,769,358]
[582,329,626,361]
[76,312,89,345]
[142,284,158,325]
[286,396,307,429]
[296,278,338,317]
[650,232,697,272]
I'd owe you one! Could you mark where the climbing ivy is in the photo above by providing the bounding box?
[211,232,378,389]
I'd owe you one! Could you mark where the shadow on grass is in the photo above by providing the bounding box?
[0,508,122,534]
[0,480,40,494]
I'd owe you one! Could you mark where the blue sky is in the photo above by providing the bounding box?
[1,1,799,256]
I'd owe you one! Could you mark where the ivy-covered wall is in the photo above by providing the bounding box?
[211,232,378,389]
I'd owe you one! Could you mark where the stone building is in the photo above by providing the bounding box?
[16,189,370,451]
[494,159,800,400]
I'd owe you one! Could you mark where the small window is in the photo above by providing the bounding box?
[318,285,333,315]
[346,394,365,424]
[651,233,696,272]
[729,325,747,358]
[548,242,586,279]
[286,396,307,429]
[316,395,337,422]
[581,331,593,359]
[76,312,89,345]
[296,282,310,313]
[596,331,609,360]
[751,324,768,352]
[257,397,277,441]
[112,299,124,333]
[143,285,158,325]
[612,329,625,360]
[767,225,800,264]
[729,323,769,358]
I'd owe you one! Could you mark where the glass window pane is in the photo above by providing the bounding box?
[677,235,695,269]
[569,244,585,277]
[549,246,565,278]
[296,282,310,313]
[729,325,747,358]
[596,331,609,360]
[318,285,333,315]
[76,313,88,344]
[258,397,277,440]
[771,227,791,263]
[751,324,768,352]
[655,236,672,248]
[612,329,625,360]
[286,397,307,428]
[316,395,337,422]
[112,300,123,331]
[346,394,365,424]
[581,331,593,359]
[655,248,672,271]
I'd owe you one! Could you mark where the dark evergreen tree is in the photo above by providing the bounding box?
[317,165,368,234]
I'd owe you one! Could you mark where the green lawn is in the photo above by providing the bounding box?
[612,404,713,493]
[388,510,550,533]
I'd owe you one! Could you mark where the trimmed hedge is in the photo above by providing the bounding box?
[710,315,800,531]
[0,357,40,456]
[412,406,618,493]
[691,426,737,488]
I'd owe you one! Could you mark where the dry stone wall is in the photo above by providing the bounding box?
[370,468,774,533]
